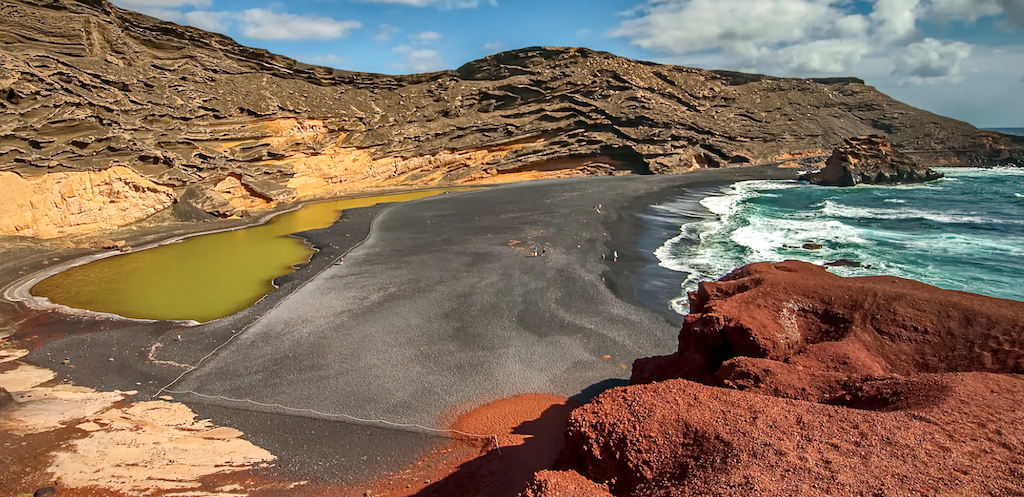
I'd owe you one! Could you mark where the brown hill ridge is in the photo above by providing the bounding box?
[531,261,1024,496]
[2,0,1023,237]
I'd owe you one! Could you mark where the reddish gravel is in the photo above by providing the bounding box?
[346,394,579,497]
[561,373,1024,496]
[520,470,613,497]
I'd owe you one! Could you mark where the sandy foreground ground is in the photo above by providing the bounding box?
[0,167,797,496]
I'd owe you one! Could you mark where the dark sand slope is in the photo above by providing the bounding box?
[154,166,795,485]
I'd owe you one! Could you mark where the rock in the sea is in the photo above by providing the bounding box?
[0,386,14,410]
[801,135,944,186]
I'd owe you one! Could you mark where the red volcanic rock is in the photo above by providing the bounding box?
[526,261,1024,496]
[562,373,1024,496]
[632,260,1024,385]
[801,134,944,186]
[520,470,613,497]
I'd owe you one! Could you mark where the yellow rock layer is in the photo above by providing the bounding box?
[213,174,277,213]
[0,166,175,238]
[280,135,617,199]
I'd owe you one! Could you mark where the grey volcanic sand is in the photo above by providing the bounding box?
[8,166,798,487]
[161,166,797,484]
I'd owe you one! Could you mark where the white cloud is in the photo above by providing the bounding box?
[483,42,505,51]
[358,0,480,8]
[112,0,210,8]
[768,39,871,73]
[576,28,592,39]
[298,54,352,67]
[237,9,362,41]
[608,0,1014,77]
[925,0,1024,28]
[181,10,231,33]
[892,38,973,84]
[870,0,921,44]
[411,31,442,44]
[832,14,870,38]
[928,0,1003,22]
[375,24,402,42]
[610,0,841,59]
[393,45,444,72]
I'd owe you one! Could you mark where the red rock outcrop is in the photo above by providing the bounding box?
[801,135,944,186]
[536,261,1024,496]
[561,373,1024,496]
[632,260,1024,385]
[520,470,613,497]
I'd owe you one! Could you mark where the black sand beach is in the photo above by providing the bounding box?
[1,165,799,490]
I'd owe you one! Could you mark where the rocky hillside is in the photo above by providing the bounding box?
[2,0,1022,237]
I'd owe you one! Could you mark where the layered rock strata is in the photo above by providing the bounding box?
[801,134,944,186]
[0,165,175,237]
[529,261,1024,496]
[2,0,1022,236]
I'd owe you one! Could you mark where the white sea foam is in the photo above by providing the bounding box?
[936,166,1024,178]
[818,199,1023,225]
[652,170,1024,314]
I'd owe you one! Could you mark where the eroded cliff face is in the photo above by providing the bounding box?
[0,166,174,238]
[2,0,1022,236]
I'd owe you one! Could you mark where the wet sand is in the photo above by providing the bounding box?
[0,166,799,494]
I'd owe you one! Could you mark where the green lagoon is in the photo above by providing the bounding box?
[33,190,454,322]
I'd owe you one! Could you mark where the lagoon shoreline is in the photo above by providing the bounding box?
[0,165,800,494]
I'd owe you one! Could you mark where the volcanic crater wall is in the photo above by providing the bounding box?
[2,0,1022,236]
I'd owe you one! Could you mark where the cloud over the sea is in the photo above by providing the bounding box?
[356,0,485,8]
[892,38,973,84]
[611,0,1020,85]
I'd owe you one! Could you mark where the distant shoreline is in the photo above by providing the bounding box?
[986,128,1024,136]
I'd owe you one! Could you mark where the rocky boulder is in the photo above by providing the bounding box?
[531,261,1024,496]
[0,387,13,410]
[559,373,1024,496]
[631,260,1024,385]
[519,470,612,497]
[801,135,944,186]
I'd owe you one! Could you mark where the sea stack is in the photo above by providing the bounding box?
[801,134,944,186]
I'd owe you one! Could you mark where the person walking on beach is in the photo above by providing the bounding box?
[541,247,546,256]
[613,250,618,262]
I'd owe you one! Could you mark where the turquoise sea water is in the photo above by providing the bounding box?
[654,168,1024,314]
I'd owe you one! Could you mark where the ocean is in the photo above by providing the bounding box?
[652,167,1024,314]
[986,128,1024,136]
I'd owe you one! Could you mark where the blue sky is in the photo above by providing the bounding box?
[113,0,1024,127]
